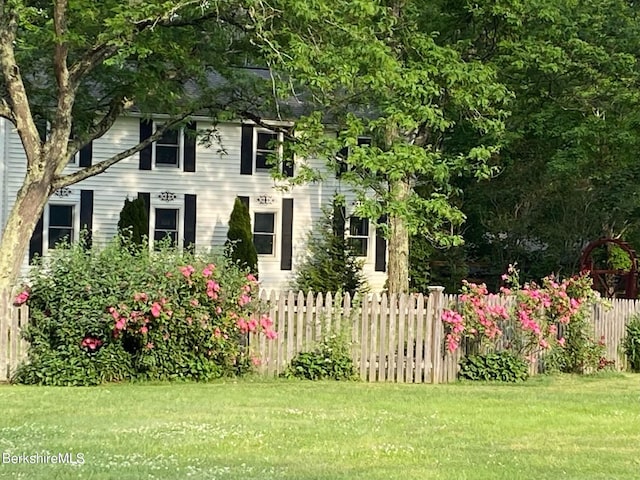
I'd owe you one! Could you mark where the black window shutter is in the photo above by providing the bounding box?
[80,190,94,248]
[79,141,93,167]
[280,198,294,270]
[139,119,153,170]
[184,122,196,172]
[137,192,151,238]
[336,146,348,178]
[29,215,44,262]
[375,215,387,272]
[184,194,197,249]
[238,196,250,209]
[240,125,253,175]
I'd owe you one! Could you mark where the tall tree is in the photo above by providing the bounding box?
[267,0,509,292]
[0,0,288,319]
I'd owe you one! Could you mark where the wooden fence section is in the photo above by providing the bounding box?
[0,305,29,382]
[249,287,450,382]
[250,289,637,383]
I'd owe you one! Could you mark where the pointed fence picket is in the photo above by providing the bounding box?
[2,289,639,383]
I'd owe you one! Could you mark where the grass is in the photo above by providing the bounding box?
[0,374,638,479]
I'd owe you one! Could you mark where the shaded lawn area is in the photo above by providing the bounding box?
[0,374,639,479]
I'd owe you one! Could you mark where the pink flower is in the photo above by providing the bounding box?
[190,298,199,307]
[115,318,127,331]
[13,290,29,306]
[180,265,195,278]
[133,292,148,302]
[558,337,566,347]
[214,327,222,338]
[260,315,273,329]
[215,307,222,315]
[81,336,102,350]
[246,273,257,282]
[203,264,216,277]
[139,326,148,334]
[150,302,162,318]
[206,280,220,292]
[539,339,549,349]
[238,294,251,306]
[109,306,120,321]
[146,342,154,350]
[247,319,258,332]
[265,329,277,340]
[236,318,248,333]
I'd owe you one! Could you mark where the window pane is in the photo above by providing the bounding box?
[254,234,274,255]
[257,132,277,150]
[349,217,369,236]
[155,209,177,229]
[255,152,270,170]
[348,238,368,257]
[254,213,275,233]
[49,205,73,227]
[154,230,177,246]
[156,145,179,165]
[158,128,179,145]
[49,227,73,249]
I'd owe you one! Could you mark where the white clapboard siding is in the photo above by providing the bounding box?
[0,116,387,292]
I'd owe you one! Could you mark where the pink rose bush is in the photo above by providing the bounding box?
[442,265,607,373]
[105,262,276,379]
[12,236,277,385]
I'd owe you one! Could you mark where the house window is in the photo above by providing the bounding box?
[154,208,179,247]
[336,137,372,177]
[155,126,180,167]
[253,212,276,255]
[255,131,279,172]
[48,205,74,249]
[348,216,369,256]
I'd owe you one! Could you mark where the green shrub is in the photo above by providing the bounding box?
[117,197,149,246]
[14,237,275,385]
[225,198,258,275]
[458,351,529,382]
[623,314,640,372]
[292,195,367,295]
[283,333,358,381]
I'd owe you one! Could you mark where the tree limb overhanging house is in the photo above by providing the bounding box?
[0,104,388,291]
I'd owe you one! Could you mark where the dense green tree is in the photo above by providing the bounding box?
[225,198,258,275]
[117,198,148,247]
[267,0,509,293]
[292,195,367,295]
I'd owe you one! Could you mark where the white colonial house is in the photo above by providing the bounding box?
[0,115,387,291]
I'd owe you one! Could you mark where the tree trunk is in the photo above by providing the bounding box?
[0,176,51,322]
[387,178,410,294]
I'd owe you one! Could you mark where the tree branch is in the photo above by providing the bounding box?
[0,7,41,163]
[52,113,191,190]
[67,95,133,157]
[51,0,74,162]
[0,97,12,119]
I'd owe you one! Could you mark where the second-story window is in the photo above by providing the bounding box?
[255,131,278,172]
[155,127,180,167]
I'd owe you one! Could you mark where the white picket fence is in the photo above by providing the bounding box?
[1,289,637,382]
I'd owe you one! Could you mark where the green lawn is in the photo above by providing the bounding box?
[0,374,638,479]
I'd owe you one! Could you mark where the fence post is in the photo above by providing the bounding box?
[428,286,445,384]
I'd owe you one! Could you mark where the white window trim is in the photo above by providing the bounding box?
[43,202,80,253]
[254,128,283,174]
[153,121,183,169]
[253,210,278,258]
[347,215,370,259]
[149,205,184,250]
